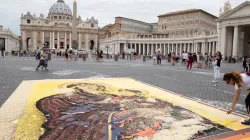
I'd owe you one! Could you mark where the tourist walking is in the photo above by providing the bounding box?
[74,49,78,61]
[153,52,157,65]
[223,72,250,125]
[204,53,209,69]
[36,48,48,71]
[212,51,222,83]
[197,53,202,68]
[187,53,194,70]
[172,52,176,65]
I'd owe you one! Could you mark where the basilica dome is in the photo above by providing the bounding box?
[49,0,72,16]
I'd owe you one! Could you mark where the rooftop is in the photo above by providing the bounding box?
[115,16,156,25]
[158,9,218,18]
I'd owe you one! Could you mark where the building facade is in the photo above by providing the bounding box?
[218,1,250,58]
[100,17,157,39]
[0,25,20,54]
[100,9,218,56]
[20,0,99,52]
[158,9,217,36]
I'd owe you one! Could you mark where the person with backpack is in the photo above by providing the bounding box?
[36,47,48,71]
[157,51,161,65]
[223,72,250,125]
[187,53,194,70]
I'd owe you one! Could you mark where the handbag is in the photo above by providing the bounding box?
[213,60,217,66]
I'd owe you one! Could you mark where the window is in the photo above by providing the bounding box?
[54,16,57,19]
[27,19,30,24]
[55,22,57,25]
[59,16,62,19]
[91,23,94,27]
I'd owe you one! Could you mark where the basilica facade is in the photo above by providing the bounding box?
[20,0,99,52]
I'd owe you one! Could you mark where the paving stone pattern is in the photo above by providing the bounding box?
[0,59,247,115]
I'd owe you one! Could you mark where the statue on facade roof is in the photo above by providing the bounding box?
[219,7,223,15]
[224,0,232,13]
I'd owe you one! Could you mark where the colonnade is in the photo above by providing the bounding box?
[116,41,218,56]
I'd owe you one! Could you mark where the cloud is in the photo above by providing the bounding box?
[0,0,246,35]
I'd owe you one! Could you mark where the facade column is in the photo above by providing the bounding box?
[138,44,141,55]
[151,44,153,55]
[175,43,178,54]
[163,44,166,55]
[52,31,55,49]
[41,31,44,48]
[69,33,72,48]
[160,44,163,54]
[57,32,60,48]
[214,41,217,55]
[210,42,213,55]
[179,43,181,55]
[202,42,206,54]
[78,33,81,49]
[233,26,239,57]
[50,32,52,49]
[142,44,144,55]
[64,32,67,49]
[32,31,37,51]
[195,43,198,53]
[22,30,27,51]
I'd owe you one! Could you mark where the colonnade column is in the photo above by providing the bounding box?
[233,26,239,57]
[57,32,60,48]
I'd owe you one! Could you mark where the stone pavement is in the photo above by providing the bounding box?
[0,58,247,116]
[1,78,249,140]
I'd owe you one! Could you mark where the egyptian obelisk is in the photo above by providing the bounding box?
[72,0,78,49]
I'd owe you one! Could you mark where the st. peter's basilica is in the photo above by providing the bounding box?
[20,0,99,52]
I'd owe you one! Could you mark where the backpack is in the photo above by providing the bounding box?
[157,53,161,58]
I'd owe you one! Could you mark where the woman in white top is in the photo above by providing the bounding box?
[223,72,250,125]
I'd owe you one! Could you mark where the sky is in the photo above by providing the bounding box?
[0,0,247,35]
